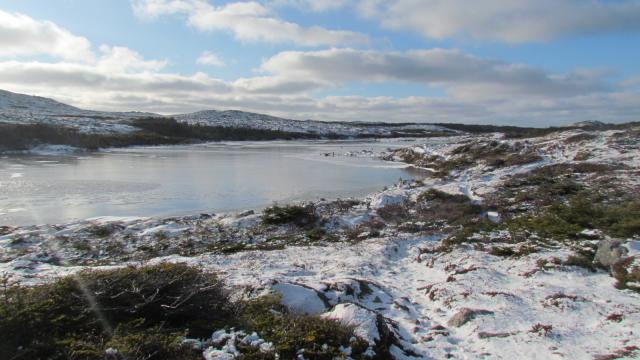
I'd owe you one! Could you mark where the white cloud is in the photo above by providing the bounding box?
[1,47,637,127]
[232,76,326,94]
[132,0,368,46]
[131,0,199,18]
[97,45,168,73]
[268,0,351,12]
[260,48,608,99]
[358,0,640,43]
[0,10,95,62]
[0,12,637,127]
[196,51,225,67]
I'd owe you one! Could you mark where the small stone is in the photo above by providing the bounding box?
[447,308,494,328]
[595,239,629,269]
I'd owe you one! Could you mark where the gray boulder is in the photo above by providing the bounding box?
[595,239,629,269]
[447,308,494,328]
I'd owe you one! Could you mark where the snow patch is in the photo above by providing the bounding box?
[272,283,328,315]
[322,303,380,345]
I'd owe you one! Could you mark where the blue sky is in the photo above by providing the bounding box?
[0,0,639,125]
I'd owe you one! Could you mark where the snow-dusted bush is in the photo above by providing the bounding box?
[0,263,374,359]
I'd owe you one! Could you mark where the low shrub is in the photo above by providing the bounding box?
[565,133,597,144]
[443,218,498,247]
[376,203,409,223]
[262,204,317,227]
[0,263,228,359]
[564,253,597,272]
[417,189,470,204]
[130,117,321,142]
[503,152,543,166]
[612,257,640,292]
[489,246,516,257]
[451,140,541,168]
[0,119,323,151]
[0,264,375,359]
[344,218,386,241]
[0,123,186,151]
[239,296,370,359]
[437,123,569,139]
[86,224,118,238]
[506,194,640,241]
[416,189,484,226]
[305,227,326,241]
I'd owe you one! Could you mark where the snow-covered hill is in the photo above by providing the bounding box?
[0,89,453,137]
[0,89,83,114]
[177,109,448,137]
[0,89,151,134]
[570,120,608,128]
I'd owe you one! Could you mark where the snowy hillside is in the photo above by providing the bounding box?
[177,109,450,137]
[570,120,608,128]
[0,89,453,138]
[0,89,149,134]
[0,89,83,114]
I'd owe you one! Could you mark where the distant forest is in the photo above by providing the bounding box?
[0,117,322,151]
[1,116,637,151]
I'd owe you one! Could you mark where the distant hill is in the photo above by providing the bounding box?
[2,89,635,148]
[0,89,83,114]
[0,89,452,138]
[569,120,608,128]
[176,109,447,137]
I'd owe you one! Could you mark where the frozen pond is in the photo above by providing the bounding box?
[0,139,433,226]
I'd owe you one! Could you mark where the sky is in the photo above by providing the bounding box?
[0,0,639,126]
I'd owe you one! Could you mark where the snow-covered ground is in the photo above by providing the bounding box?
[1,115,639,358]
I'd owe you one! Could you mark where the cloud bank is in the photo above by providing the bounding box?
[359,0,640,43]
[132,0,369,46]
[0,4,638,126]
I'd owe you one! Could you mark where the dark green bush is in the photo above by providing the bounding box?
[416,189,484,226]
[565,133,597,143]
[239,296,369,359]
[506,195,640,241]
[417,189,470,203]
[0,123,186,151]
[0,263,228,359]
[0,119,322,151]
[489,246,516,257]
[444,218,499,247]
[262,204,317,227]
[130,117,320,142]
[0,264,374,359]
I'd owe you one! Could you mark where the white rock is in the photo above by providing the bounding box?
[272,283,327,315]
[203,348,235,360]
[370,190,407,209]
[487,211,501,223]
